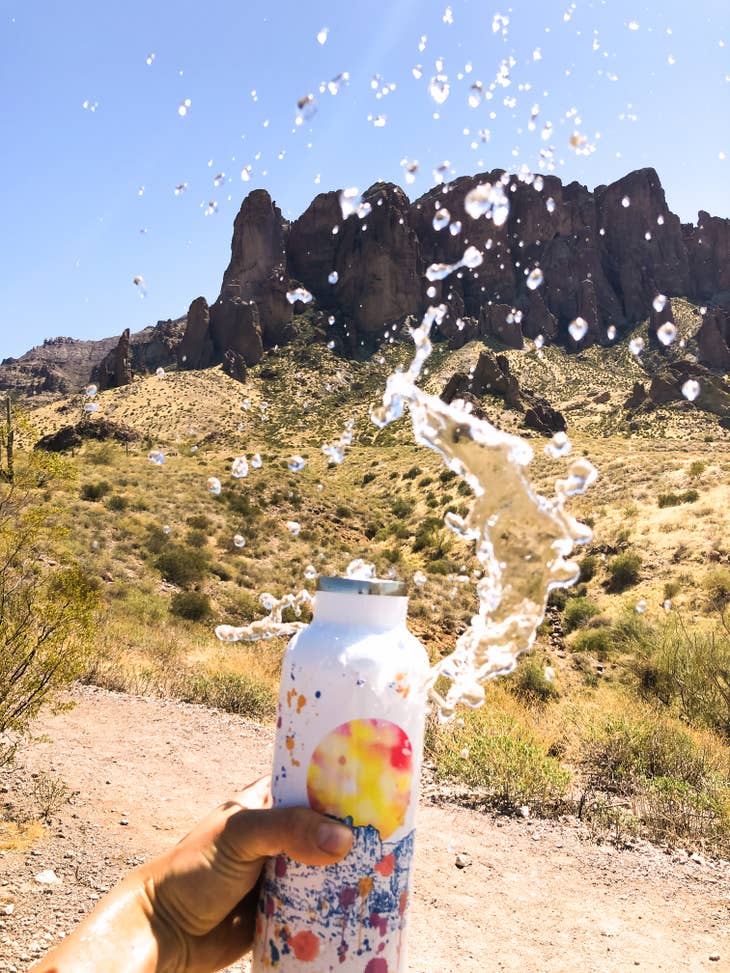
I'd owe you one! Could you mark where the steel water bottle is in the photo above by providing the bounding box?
[251,575,430,972]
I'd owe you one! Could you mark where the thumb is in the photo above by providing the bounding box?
[223,805,354,867]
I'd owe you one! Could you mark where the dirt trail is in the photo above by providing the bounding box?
[1,686,729,973]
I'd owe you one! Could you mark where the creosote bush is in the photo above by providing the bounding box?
[563,596,600,633]
[170,590,212,621]
[155,545,209,588]
[606,550,642,592]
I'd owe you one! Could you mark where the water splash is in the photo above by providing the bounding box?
[370,307,596,717]
[215,590,313,643]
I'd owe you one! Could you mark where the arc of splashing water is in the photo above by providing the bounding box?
[371,308,597,719]
[215,303,597,719]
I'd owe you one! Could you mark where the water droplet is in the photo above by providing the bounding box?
[146,53,156,66]
[545,431,572,458]
[174,183,188,195]
[663,599,672,611]
[233,534,246,548]
[316,26,328,44]
[628,20,639,30]
[162,525,171,535]
[433,208,450,231]
[464,182,509,225]
[443,5,453,24]
[460,748,470,759]
[83,403,99,413]
[327,72,350,95]
[526,268,544,290]
[635,599,647,613]
[629,337,645,356]
[467,82,483,108]
[285,520,301,536]
[607,325,617,340]
[534,334,544,349]
[546,197,556,214]
[345,559,376,580]
[681,379,700,401]
[207,477,222,495]
[657,214,665,225]
[286,287,313,305]
[328,315,336,325]
[621,195,630,208]
[339,187,363,218]
[426,286,437,299]
[85,384,98,397]
[568,317,588,341]
[413,570,427,587]
[231,456,249,478]
[133,275,147,298]
[251,453,262,469]
[425,262,453,282]
[203,201,218,217]
[304,565,318,580]
[657,322,677,346]
[652,294,667,313]
[449,221,462,236]
[428,75,450,104]
[148,449,165,466]
[287,455,306,472]
[324,270,338,286]
[178,98,191,117]
[82,99,99,112]
[461,245,483,269]
[327,340,336,350]
[240,166,252,182]
[213,172,225,187]
[155,367,165,378]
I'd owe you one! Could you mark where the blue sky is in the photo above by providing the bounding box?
[1,0,728,360]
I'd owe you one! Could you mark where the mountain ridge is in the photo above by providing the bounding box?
[1,165,728,402]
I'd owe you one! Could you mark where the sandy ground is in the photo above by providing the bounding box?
[1,685,729,973]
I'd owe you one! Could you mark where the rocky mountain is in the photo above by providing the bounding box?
[2,166,728,401]
[0,319,186,401]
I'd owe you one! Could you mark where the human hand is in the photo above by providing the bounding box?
[31,776,353,973]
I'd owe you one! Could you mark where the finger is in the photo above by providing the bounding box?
[184,886,260,973]
[228,775,272,810]
[221,806,353,867]
[151,807,352,938]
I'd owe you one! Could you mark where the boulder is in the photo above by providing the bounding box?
[524,400,567,435]
[479,303,523,349]
[35,418,140,452]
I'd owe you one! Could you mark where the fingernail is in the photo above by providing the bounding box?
[317,820,353,856]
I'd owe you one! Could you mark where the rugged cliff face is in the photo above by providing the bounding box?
[3,166,728,399]
[180,165,727,373]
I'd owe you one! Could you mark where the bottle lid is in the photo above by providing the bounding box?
[316,576,408,597]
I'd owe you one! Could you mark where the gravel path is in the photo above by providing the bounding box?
[1,685,728,972]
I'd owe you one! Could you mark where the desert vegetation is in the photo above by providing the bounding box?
[3,315,730,857]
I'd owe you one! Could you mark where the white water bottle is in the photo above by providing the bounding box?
[251,575,430,972]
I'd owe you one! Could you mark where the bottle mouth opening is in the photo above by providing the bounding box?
[316,576,408,597]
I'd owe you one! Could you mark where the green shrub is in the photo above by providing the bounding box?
[80,481,111,502]
[177,671,275,721]
[170,591,212,621]
[185,529,208,549]
[509,657,559,702]
[571,627,614,659]
[689,460,707,479]
[155,546,209,588]
[580,711,730,852]
[636,618,730,737]
[664,579,682,600]
[563,596,600,633]
[579,555,599,582]
[145,524,170,555]
[704,568,730,612]
[439,470,457,484]
[547,588,568,611]
[186,514,213,531]
[402,466,422,480]
[86,443,116,466]
[427,699,570,814]
[391,498,414,518]
[426,558,455,575]
[606,550,642,592]
[105,494,128,512]
[362,471,376,485]
[335,504,351,519]
[658,490,699,508]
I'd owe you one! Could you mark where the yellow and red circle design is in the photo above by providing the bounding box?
[306,719,413,840]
